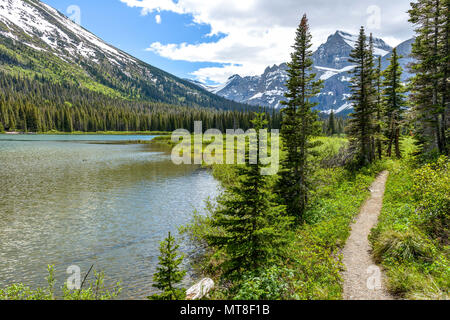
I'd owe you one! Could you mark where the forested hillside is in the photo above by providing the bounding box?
[0,70,280,132]
[0,0,258,132]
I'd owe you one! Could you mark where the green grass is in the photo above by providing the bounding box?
[312,136,349,158]
[181,136,388,300]
[0,265,121,300]
[369,138,449,300]
[286,160,387,299]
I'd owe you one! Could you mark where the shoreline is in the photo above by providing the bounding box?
[1,131,171,136]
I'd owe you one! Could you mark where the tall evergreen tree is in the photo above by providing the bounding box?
[440,0,449,155]
[382,48,407,158]
[277,14,323,223]
[207,114,292,279]
[368,34,378,162]
[347,27,376,166]
[149,232,186,300]
[409,0,449,155]
[375,56,384,160]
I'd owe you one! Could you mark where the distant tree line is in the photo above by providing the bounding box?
[0,71,281,132]
[320,111,347,136]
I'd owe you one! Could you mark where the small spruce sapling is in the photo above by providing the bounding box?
[149,232,186,300]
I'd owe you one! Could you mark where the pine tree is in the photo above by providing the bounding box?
[277,14,323,223]
[208,113,292,279]
[375,56,384,160]
[368,34,378,162]
[148,232,186,300]
[440,0,449,155]
[328,111,337,136]
[382,48,407,158]
[347,27,376,166]
[408,0,449,155]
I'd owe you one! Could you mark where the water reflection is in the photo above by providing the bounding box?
[0,135,220,299]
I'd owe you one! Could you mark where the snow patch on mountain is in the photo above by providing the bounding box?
[315,65,356,80]
[0,0,134,67]
[337,30,390,56]
[190,30,411,115]
[322,102,353,115]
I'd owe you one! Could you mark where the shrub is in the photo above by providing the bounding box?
[182,137,387,300]
[370,155,449,299]
[411,156,449,242]
[0,265,121,300]
[233,267,298,300]
[372,228,437,264]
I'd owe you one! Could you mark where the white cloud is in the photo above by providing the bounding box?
[120,0,414,84]
[155,14,161,24]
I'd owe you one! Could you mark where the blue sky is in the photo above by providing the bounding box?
[41,0,414,85]
[42,0,227,84]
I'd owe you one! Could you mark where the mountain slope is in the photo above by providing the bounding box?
[194,31,413,115]
[0,0,249,111]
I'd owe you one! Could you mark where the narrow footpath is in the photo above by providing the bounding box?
[342,171,394,300]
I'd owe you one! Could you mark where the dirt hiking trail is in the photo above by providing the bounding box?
[342,171,394,300]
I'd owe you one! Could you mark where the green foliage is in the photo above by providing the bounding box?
[277,14,323,222]
[321,113,347,136]
[233,267,298,300]
[312,136,349,165]
[374,57,384,160]
[206,114,293,280]
[0,71,280,133]
[382,48,406,158]
[327,111,337,135]
[408,0,449,156]
[149,232,186,300]
[411,156,449,237]
[373,228,437,263]
[182,137,387,300]
[0,32,254,112]
[283,161,387,300]
[0,265,121,300]
[370,155,449,299]
[347,28,378,166]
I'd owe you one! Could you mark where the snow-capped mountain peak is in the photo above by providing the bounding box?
[335,30,392,57]
[0,0,134,66]
[189,30,412,115]
[0,0,248,110]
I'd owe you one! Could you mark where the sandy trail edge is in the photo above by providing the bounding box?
[342,170,394,300]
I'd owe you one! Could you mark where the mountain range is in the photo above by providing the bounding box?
[192,31,415,115]
[0,0,250,111]
[0,0,415,117]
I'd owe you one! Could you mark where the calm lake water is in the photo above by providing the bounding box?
[0,134,220,299]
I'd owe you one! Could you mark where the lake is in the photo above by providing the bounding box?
[0,134,220,299]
